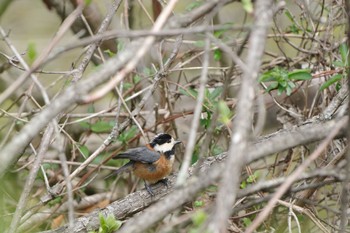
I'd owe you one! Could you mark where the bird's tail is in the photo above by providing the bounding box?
[105,161,134,179]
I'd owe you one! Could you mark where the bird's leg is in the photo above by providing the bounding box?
[143,180,155,196]
[156,178,169,188]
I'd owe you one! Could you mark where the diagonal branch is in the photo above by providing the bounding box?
[206,0,274,231]
[42,116,347,233]
[0,0,231,178]
[245,117,347,233]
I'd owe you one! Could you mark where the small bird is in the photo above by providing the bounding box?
[107,133,182,195]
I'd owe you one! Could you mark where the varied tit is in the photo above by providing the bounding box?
[107,133,182,195]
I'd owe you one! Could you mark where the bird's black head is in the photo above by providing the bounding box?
[150,133,181,153]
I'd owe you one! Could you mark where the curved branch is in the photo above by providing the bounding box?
[43,117,347,233]
[0,0,231,178]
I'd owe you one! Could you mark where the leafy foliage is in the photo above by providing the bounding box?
[259,67,312,95]
[89,213,122,233]
[26,42,37,64]
[321,43,349,90]
[118,126,137,145]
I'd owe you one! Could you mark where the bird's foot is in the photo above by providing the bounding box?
[144,182,155,196]
[157,178,169,188]
[144,178,170,196]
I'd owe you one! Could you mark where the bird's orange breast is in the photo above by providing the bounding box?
[133,155,174,183]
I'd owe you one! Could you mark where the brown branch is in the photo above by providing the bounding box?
[8,125,54,233]
[44,0,118,65]
[245,117,347,233]
[0,0,231,178]
[42,116,347,233]
[207,0,274,231]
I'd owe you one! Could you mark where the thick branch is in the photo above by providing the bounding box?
[0,0,231,178]
[207,0,274,231]
[43,117,347,233]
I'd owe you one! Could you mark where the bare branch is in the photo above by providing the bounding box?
[0,0,229,178]
[207,0,274,231]
[42,117,347,233]
[245,117,347,233]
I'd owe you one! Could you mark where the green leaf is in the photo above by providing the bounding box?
[209,87,223,100]
[284,9,294,22]
[218,101,231,125]
[143,67,152,76]
[247,171,259,183]
[265,81,278,92]
[200,113,211,129]
[84,0,92,5]
[78,145,90,158]
[104,49,115,57]
[242,217,252,227]
[48,196,62,207]
[193,200,204,208]
[186,1,202,11]
[105,215,121,232]
[277,85,285,95]
[333,60,344,67]
[87,104,95,113]
[123,82,133,91]
[240,180,247,189]
[214,23,234,38]
[260,67,310,95]
[98,213,122,233]
[288,81,296,89]
[339,43,349,66]
[259,67,286,82]
[192,210,207,227]
[288,69,312,81]
[99,213,106,227]
[241,0,253,13]
[204,88,210,99]
[117,41,124,52]
[336,82,342,91]
[213,49,222,61]
[179,87,198,99]
[285,86,292,96]
[214,30,224,38]
[191,146,199,165]
[118,126,137,144]
[133,74,141,84]
[279,79,287,87]
[27,42,37,64]
[211,145,224,156]
[320,74,343,90]
[91,121,114,133]
[194,40,205,47]
[288,24,300,34]
[80,121,91,130]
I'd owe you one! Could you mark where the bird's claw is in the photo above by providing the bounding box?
[157,178,169,188]
[144,178,170,196]
[144,182,155,196]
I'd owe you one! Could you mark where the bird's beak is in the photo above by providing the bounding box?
[175,140,182,145]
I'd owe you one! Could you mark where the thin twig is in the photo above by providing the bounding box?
[79,0,179,103]
[0,4,84,106]
[176,33,210,185]
[339,1,350,230]
[207,0,274,231]
[7,125,54,233]
[245,117,347,233]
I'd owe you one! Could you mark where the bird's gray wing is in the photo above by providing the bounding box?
[114,146,160,163]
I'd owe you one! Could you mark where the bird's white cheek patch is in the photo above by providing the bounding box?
[154,142,174,153]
